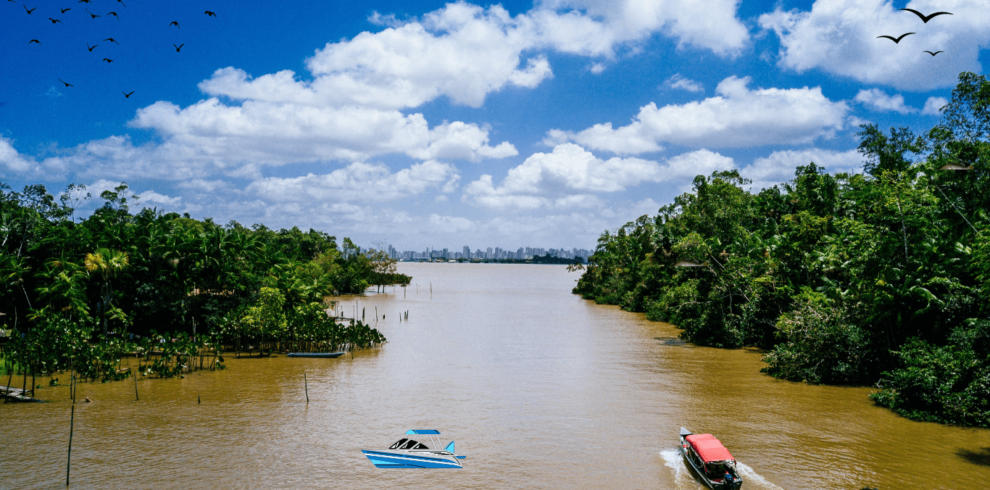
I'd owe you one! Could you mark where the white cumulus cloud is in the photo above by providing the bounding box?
[560,76,849,154]
[663,73,704,93]
[0,137,39,175]
[246,160,457,203]
[537,0,749,57]
[743,148,863,189]
[464,144,734,209]
[922,96,949,115]
[854,88,916,114]
[759,0,990,91]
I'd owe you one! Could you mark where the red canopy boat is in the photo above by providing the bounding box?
[679,428,743,489]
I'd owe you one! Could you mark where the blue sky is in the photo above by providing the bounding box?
[2,0,987,251]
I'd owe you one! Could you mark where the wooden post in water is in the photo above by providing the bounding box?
[66,404,75,487]
[304,373,309,403]
[198,395,201,405]
[133,371,139,401]
[4,369,12,404]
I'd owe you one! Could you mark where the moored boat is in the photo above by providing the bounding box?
[362,430,467,468]
[679,427,743,489]
[286,352,344,358]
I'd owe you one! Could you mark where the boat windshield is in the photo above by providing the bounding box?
[392,439,430,450]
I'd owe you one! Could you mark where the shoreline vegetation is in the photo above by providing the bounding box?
[0,183,403,399]
[573,72,990,428]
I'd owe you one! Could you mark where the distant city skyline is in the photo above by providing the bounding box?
[381,244,591,261]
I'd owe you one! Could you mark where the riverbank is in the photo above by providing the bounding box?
[2,263,985,489]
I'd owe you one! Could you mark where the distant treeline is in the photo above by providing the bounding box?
[573,72,990,428]
[0,182,397,383]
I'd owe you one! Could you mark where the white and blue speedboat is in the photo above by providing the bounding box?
[362,430,467,468]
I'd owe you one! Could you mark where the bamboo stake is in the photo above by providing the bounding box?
[133,371,139,401]
[66,404,75,487]
[4,369,12,404]
[304,373,309,403]
[198,395,201,405]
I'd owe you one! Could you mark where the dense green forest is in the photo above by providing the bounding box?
[0,182,406,385]
[574,72,990,427]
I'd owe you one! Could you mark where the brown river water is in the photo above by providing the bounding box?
[1,263,988,489]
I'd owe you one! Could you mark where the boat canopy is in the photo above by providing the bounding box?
[406,430,441,435]
[685,434,735,463]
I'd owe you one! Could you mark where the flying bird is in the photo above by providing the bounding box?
[58,78,72,87]
[86,9,98,18]
[204,10,215,17]
[104,37,118,44]
[77,0,90,3]
[49,17,61,23]
[23,5,35,14]
[924,50,944,56]
[87,42,97,51]
[169,21,179,28]
[29,39,40,44]
[122,90,133,98]
[173,43,184,52]
[60,7,70,13]
[900,8,953,23]
[102,58,113,63]
[107,11,118,20]
[877,32,915,43]
[117,0,125,6]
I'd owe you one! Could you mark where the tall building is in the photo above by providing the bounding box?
[463,245,470,258]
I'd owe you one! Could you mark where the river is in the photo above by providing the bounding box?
[1,263,987,488]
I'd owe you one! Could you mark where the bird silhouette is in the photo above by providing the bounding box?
[122,90,133,98]
[117,0,125,6]
[87,42,97,51]
[900,8,952,23]
[169,21,179,28]
[60,7,70,13]
[102,58,113,63]
[58,78,72,87]
[86,9,98,18]
[107,11,118,20]
[924,50,944,56]
[173,43,184,52]
[23,5,35,14]
[49,17,61,23]
[29,39,40,44]
[104,37,118,45]
[877,32,915,43]
[77,0,90,3]
[205,10,216,17]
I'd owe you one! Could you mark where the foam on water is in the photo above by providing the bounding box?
[737,461,784,490]
[661,448,783,490]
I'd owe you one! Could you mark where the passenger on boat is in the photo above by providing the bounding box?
[724,470,736,487]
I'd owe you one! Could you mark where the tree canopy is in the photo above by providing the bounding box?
[573,72,990,427]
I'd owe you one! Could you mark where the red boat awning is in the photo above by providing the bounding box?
[685,434,734,463]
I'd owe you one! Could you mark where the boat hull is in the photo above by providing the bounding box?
[286,352,344,358]
[361,450,462,469]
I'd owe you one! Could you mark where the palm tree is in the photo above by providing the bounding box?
[84,248,129,335]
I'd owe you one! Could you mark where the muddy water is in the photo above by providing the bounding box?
[1,263,987,489]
